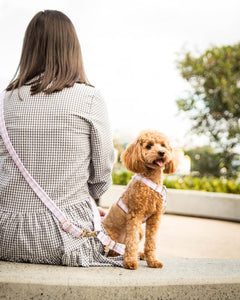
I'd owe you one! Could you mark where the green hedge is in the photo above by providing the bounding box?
[164,176,240,194]
[112,171,134,186]
[112,171,240,194]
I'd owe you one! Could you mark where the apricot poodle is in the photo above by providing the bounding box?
[102,130,179,269]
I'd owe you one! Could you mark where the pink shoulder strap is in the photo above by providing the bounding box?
[0,91,125,255]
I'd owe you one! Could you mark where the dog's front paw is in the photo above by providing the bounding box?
[124,259,138,270]
[147,260,163,268]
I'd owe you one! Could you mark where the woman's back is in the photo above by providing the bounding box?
[1,83,91,210]
[1,83,111,211]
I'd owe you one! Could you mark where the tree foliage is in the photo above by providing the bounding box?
[184,146,222,178]
[176,43,240,178]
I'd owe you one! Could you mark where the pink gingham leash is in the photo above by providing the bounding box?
[0,91,125,255]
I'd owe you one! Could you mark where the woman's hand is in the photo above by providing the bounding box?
[98,207,107,217]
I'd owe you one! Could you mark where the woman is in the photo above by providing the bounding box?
[0,10,123,267]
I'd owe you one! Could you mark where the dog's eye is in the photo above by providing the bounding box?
[161,143,165,147]
[146,144,152,149]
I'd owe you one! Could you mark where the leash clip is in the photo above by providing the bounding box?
[79,229,98,238]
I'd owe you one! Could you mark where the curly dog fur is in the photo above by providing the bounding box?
[102,130,179,269]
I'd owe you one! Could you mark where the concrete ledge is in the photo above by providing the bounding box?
[164,189,240,222]
[1,259,240,300]
[100,185,240,222]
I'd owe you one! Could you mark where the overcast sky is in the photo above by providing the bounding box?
[0,0,239,146]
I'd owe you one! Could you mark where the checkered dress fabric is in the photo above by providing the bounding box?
[0,84,123,267]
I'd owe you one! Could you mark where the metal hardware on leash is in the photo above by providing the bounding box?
[60,220,72,231]
[79,228,98,238]
[104,240,115,253]
[60,220,97,238]
[104,245,110,253]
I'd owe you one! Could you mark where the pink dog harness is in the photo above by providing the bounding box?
[118,174,167,221]
[0,91,125,255]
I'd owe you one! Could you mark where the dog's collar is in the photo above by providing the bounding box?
[133,174,167,211]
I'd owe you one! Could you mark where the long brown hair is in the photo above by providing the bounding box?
[6,10,91,97]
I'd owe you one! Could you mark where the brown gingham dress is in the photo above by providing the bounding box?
[0,83,123,267]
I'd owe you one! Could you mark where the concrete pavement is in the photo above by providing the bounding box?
[146,214,240,259]
[1,258,240,299]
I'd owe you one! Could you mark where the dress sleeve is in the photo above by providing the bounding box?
[87,89,115,199]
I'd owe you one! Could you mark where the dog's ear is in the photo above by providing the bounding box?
[121,141,146,173]
[164,150,179,174]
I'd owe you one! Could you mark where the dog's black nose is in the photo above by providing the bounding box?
[158,151,165,157]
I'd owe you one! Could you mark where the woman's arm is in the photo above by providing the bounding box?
[88,89,115,199]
